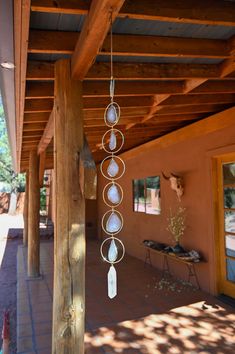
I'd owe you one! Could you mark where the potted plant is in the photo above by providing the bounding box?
[166,207,186,253]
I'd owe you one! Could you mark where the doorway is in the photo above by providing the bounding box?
[216,153,235,298]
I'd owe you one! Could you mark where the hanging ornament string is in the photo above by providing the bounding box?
[109,11,115,102]
[100,9,125,299]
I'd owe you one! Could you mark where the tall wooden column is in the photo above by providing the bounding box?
[28,150,40,277]
[52,59,85,353]
[23,170,29,246]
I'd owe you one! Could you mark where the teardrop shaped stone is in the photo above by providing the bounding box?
[109,130,117,151]
[108,239,118,262]
[107,184,120,204]
[107,105,117,124]
[107,158,119,178]
[106,212,122,233]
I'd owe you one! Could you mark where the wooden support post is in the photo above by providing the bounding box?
[28,150,40,277]
[39,151,46,187]
[23,170,29,246]
[52,59,85,353]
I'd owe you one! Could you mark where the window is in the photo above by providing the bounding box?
[133,176,161,215]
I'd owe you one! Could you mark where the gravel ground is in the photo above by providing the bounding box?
[0,214,23,353]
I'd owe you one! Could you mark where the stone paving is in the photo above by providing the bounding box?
[16,240,235,354]
[0,214,23,353]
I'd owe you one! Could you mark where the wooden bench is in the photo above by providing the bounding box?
[143,245,201,289]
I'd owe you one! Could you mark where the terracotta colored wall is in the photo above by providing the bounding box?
[97,108,235,294]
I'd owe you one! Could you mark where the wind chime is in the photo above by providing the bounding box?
[100,11,125,299]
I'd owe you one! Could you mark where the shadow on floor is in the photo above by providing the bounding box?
[15,239,235,353]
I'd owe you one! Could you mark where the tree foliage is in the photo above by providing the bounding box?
[0,101,25,192]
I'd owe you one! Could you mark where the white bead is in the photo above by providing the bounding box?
[107,158,119,178]
[109,130,117,151]
[107,105,118,124]
[107,184,120,204]
[108,239,118,262]
[106,212,122,233]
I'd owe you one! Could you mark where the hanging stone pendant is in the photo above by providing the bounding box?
[106,212,122,233]
[107,104,118,124]
[107,158,119,178]
[109,130,117,151]
[108,265,117,299]
[108,239,118,262]
[107,184,120,205]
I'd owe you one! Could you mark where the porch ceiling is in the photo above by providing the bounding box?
[13,0,235,171]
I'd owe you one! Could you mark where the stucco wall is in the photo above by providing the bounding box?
[97,107,235,294]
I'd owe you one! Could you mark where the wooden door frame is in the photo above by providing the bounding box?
[212,151,235,297]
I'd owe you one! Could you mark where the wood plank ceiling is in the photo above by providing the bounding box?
[16,0,235,171]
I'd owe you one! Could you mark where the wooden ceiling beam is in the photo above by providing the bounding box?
[192,80,235,94]
[86,62,221,80]
[28,30,77,54]
[84,107,149,119]
[219,36,235,78]
[28,30,230,59]
[25,80,235,100]
[31,0,235,27]
[23,131,44,138]
[23,123,46,132]
[84,118,143,127]
[24,112,50,124]
[37,108,54,155]
[152,113,203,122]
[83,81,185,97]
[83,96,154,109]
[27,61,54,80]
[155,103,231,115]
[161,93,235,106]
[25,82,54,99]
[27,60,225,81]
[24,99,53,113]
[71,0,126,80]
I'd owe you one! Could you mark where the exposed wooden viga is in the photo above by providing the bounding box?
[53,59,85,353]
[18,0,235,169]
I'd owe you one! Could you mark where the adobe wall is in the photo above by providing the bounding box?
[97,107,235,294]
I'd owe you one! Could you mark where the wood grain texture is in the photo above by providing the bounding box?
[37,108,54,155]
[28,150,40,277]
[53,59,85,353]
[31,0,235,26]
[39,151,46,187]
[23,170,29,246]
[28,30,230,59]
[71,0,126,79]
[14,0,31,171]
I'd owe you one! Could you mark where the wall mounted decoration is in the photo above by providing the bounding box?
[100,12,125,299]
[162,172,184,202]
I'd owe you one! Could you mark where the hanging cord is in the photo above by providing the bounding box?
[109,10,115,101]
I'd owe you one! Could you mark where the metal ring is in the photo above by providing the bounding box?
[100,236,125,264]
[101,210,123,236]
[102,128,125,154]
[102,182,123,208]
[104,102,120,127]
[100,155,125,181]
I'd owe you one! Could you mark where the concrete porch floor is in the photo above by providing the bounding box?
[17,241,235,354]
